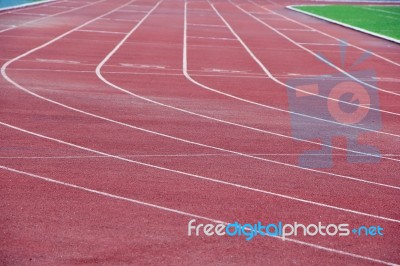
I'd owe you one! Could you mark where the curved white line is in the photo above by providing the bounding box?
[183,2,400,139]
[0,0,398,226]
[231,0,400,98]
[1,0,396,192]
[1,1,400,201]
[210,1,400,120]
[1,120,399,224]
[1,165,397,266]
[247,0,400,67]
[1,1,399,261]
[0,0,107,34]
[91,1,400,188]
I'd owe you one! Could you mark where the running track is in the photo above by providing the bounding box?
[0,0,399,264]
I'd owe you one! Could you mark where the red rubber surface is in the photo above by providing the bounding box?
[1,0,399,264]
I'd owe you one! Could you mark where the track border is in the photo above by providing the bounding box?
[0,0,55,12]
[287,5,400,45]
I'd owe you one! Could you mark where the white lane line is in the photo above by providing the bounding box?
[3,0,394,216]
[187,36,237,41]
[228,1,400,104]
[247,0,400,67]
[361,6,400,16]
[116,9,149,13]
[0,165,397,266]
[2,153,400,159]
[1,0,398,221]
[210,2,400,130]
[1,120,399,224]
[189,8,212,12]
[250,11,271,15]
[8,67,400,84]
[100,18,139,22]
[188,23,225,27]
[12,12,47,16]
[298,42,341,46]
[36,58,81,64]
[120,63,166,69]
[203,68,248,74]
[49,6,72,9]
[1,0,138,71]
[185,2,400,140]
[90,0,400,184]
[287,5,400,45]
[0,24,16,28]
[0,0,107,34]
[77,29,127,34]
[92,0,400,188]
[1,2,398,262]
[276,28,315,31]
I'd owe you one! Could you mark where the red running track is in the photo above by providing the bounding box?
[0,0,399,264]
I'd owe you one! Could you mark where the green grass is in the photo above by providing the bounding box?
[291,5,400,41]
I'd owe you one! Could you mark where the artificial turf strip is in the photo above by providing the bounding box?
[0,0,46,10]
[290,5,400,41]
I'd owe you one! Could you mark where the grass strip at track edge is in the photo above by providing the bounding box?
[286,5,400,45]
[0,0,56,12]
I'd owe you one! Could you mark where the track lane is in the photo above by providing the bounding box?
[2,0,396,216]
[1,124,399,265]
[3,165,397,265]
[1,0,398,264]
[247,0,400,66]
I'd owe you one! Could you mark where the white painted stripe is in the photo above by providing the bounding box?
[99,17,139,22]
[91,0,400,189]
[3,0,392,208]
[1,166,396,266]
[247,0,400,68]
[203,68,248,73]
[287,5,400,45]
[0,0,106,34]
[120,63,166,69]
[9,66,400,83]
[77,29,126,34]
[188,23,225,27]
[0,24,16,27]
[1,153,400,159]
[117,9,148,13]
[48,5,71,9]
[0,4,396,266]
[36,58,80,64]
[226,2,400,107]
[298,42,340,46]
[1,121,399,222]
[185,3,400,139]
[276,28,315,31]
[12,12,47,16]
[1,0,398,206]
[361,6,400,16]
[187,36,236,41]
[250,11,272,14]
